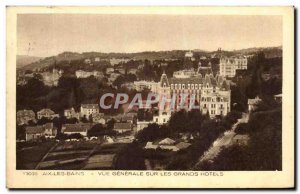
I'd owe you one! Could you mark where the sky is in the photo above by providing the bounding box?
[17,14,282,57]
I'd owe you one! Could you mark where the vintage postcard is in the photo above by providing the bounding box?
[6,6,294,188]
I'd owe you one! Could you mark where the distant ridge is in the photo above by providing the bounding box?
[17,55,43,69]
[18,46,282,71]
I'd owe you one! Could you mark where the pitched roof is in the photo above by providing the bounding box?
[233,134,250,140]
[175,142,191,150]
[81,104,99,109]
[25,126,45,134]
[114,122,132,130]
[159,138,176,145]
[169,77,203,84]
[38,109,55,114]
[160,73,169,87]
[91,112,104,118]
[17,110,35,116]
[62,123,94,133]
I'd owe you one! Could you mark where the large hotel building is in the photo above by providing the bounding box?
[150,63,231,124]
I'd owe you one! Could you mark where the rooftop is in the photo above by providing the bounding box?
[38,108,55,114]
[62,123,94,133]
[81,104,99,109]
[114,122,132,130]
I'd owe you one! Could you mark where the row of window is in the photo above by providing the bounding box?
[170,83,216,90]
[202,103,226,108]
[202,97,227,102]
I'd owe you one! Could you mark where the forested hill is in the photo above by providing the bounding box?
[19,46,282,71]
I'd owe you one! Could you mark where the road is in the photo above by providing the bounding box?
[196,113,249,164]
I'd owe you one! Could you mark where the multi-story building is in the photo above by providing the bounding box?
[219,56,248,77]
[133,80,159,92]
[152,65,231,121]
[25,123,57,141]
[80,104,99,118]
[84,58,92,64]
[173,69,196,78]
[37,109,59,120]
[61,123,94,137]
[41,68,64,86]
[248,96,262,112]
[110,58,130,66]
[75,70,104,79]
[17,109,36,125]
[184,51,195,62]
[64,107,80,120]
[91,112,105,124]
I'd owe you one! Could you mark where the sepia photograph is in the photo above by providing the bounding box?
[6,6,294,188]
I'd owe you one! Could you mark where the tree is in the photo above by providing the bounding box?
[16,125,25,140]
[106,119,115,131]
[136,123,170,143]
[68,133,83,139]
[168,110,188,132]
[37,117,52,125]
[81,115,88,123]
[114,142,146,170]
[87,123,107,137]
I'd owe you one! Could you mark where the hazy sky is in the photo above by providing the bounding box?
[17,14,282,57]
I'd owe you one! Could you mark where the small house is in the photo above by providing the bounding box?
[113,122,132,134]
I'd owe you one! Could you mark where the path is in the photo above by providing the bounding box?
[35,142,59,169]
[195,113,249,165]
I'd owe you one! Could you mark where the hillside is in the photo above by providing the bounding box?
[231,46,282,58]
[19,46,282,71]
[16,55,43,69]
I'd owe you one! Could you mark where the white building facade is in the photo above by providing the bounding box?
[153,67,231,121]
[219,56,248,77]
